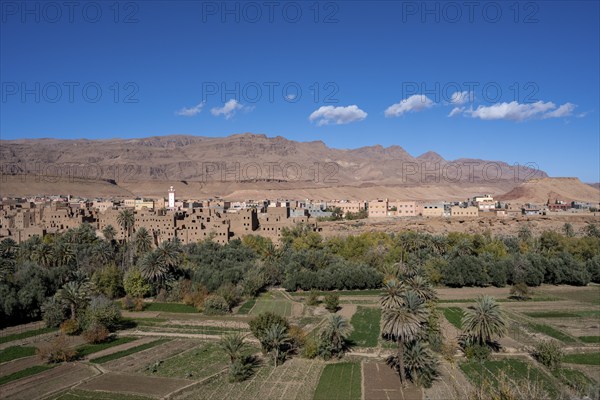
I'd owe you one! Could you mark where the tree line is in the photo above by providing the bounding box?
[1,216,599,327]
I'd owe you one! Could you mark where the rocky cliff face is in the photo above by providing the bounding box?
[0,133,546,189]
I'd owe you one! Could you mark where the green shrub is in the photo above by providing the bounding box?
[123,268,151,298]
[249,312,290,353]
[92,265,124,299]
[217,282,242,310]
[41,297,66,328]
[306,290,320,306]
[228,355,257,382]
[203,294,230,315]
[302,336,319,359]
[464,344,491,362]
[510,283,531,300]
[323,293,339,312]
[533,340,563,370]
[81,295,121,331]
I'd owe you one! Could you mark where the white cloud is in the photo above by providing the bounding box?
[309,105,367,126]
[463,101,576,121]
[210,99,248,120]
[449,91,474,105]
[384,95,434,117]
[175,102,205,117]
[542,102,576,119]
[448,107,465,117]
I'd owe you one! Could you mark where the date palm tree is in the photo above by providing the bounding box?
[381,306,422,385]
[320,313,352,358]
[0,238,18,259]
[92,240,114,266]
[53,241,75,267]
[102,225,117,242]
[155,240,182,269]
[264,323,290,366]
[462,296,507,346]
[405,276,437,302]
[134,227,153,255]
[139,251,169,287]
[219,332,247,364]
[32,242,53,268]
[380,279,405,309]
[401,341,439,387]
[117,209,135,241]
[55,280,91,320]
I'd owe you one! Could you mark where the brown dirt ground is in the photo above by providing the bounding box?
[102,339,199,373]
[77,372,190,398]
[0,322,45,338]
[424,360,472,400]
[1,362,99,400]
[167,319,249,329]
[0,356,42,377]
[87,337,157,361]
[337,304,357,320]
[291,302,305,318]
[362,361,423,400]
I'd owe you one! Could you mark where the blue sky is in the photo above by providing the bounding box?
[1,0,599,182]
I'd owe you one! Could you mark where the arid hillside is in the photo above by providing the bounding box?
[1,133,544,193]
[497,177,600,204]
[3,134,595,203]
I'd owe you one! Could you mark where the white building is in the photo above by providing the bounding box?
[168,186,175,209]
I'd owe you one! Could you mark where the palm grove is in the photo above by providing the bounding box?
[0,215,599,385]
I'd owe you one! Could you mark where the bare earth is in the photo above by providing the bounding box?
[362,361,423,400]
[78,372,190,397]
[1,362,99,400]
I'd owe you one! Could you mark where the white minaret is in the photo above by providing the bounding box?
[168,186,175,209]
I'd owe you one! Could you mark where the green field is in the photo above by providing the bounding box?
[136,324,247,336]
[314,362,362,400]
[0,345,37,363]
[289,289,384,297]
[143,342,256,379]
[527,322,577,343]
[249,298,292,317]
[143,303,198,313]
[546,288,600,305]
[348,307,380,348]
[563,352,600,365]
[460,359,557,395]
[441,307,464,329]
[579,336,600,344]
[0,364,54,386]
[91,339,170,364]
[51,389,153,400]
[76,336,137,358]
[236,299,256,314]
[524,310,600,318]
[553,367,597,391]
[0,327,57,345]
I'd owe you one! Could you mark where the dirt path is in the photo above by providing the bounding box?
[338,304,358,320]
